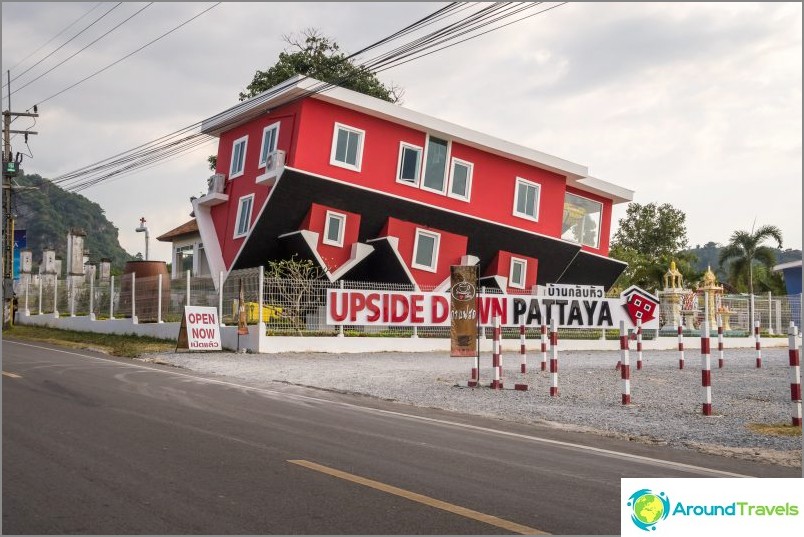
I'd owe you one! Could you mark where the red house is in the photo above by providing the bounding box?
[192,76,632,291]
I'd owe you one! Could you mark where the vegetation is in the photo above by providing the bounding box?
[746,423,803,438]
[14,174,134,272]
[718,225,784,297]
[264,256,327,335]
[209,29,402,170]
[609,203,698,293]
[3,325,174,357]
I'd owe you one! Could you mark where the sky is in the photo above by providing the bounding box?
[1,2,801,265]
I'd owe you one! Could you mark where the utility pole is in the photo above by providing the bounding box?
[2,70,39,327]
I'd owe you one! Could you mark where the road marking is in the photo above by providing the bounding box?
[2,371,21,378]
[3,340,754,477]
[288,459,549,535]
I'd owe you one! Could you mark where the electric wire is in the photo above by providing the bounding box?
[49,2,567,193]
[32,2,222,108]
[3,3,123,89]
[10,3,154,97]
[5,2,103,73]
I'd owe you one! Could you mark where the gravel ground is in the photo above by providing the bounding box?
[148,346,803,468]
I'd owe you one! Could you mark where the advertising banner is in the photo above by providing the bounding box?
[179,306,222,351]
[450,265,478,357]
[326,285,660,329]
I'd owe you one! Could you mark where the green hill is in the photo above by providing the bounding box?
[685,241,801,281]
[14,174,134,272]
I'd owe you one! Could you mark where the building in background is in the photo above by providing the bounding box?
[156,219,209,279]
[191,76,633,291]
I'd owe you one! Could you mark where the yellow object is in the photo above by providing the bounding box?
[232,300,282,323]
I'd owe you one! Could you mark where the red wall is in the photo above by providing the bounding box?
[382,217,468,289]
[484,251,539,293]
[300,203,361,272]
[210,96,617,271]
[210,101,303,269]
[294,99,569,238]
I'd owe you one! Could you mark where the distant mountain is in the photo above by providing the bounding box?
[685,241,802,281]
[14,174,134,272]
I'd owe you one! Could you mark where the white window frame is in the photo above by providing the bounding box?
[233,194,254,239]
[563,192,604,249]
[258,122,280,169]
[512,177,541,222]
[322,210,346,247]
[411,229,440,273]
[329,122,365,172]
[396,142,422,187]
[509,257,527,289]
[420,135,451,195]
[230,135,248,179]
[447,157,473,202]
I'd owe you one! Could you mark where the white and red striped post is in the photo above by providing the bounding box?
[519,324,527,373]
[678,325,685,369]
[789,323,801,427]
[717,315,724,369]
[540,323,547,371]
[635,319,643,371]
[701,321,712,416]
[549,318,559,396]
[469,347,479,388]
[754,320,762,368]
[620,321,631,405]
[491,315,502,390]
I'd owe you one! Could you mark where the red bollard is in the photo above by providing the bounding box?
[789,323,802,427]
[701,321,712,416]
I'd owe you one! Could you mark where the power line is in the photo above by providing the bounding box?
[3,3,123,89]
[10,3,154,97]
[31,2,221,108]
[53,2,568,193]
[4,2,103,73]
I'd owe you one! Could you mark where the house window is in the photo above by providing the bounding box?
[421,136,449,193]
[230,136,248,179]
[513,177,541,221]
[234,194,254,238]
[509,257,527,289]
[330,123,364,171]
[397,142,422,186]
[323,211,346,247]
[259,123,280,168]
[412,229,440,272]
[448,158,473,201]
[562,192,603,248]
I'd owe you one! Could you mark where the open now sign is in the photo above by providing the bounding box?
[184,306,222,351]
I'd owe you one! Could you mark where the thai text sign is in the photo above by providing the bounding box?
[450,265,478,357]
[326,285,660,329]
[184,306,222,350]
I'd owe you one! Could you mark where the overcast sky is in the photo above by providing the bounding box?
[2,2,801,265]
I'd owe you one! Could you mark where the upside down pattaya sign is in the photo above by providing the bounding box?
[325,284,660,329]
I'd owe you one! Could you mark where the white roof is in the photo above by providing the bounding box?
[773,259,802,271]
[201,75,634,204]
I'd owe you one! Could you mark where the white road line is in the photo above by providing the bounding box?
[4,340,754,477]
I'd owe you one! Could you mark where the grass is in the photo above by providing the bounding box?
[3,324,175,358]
[746,423,803,437]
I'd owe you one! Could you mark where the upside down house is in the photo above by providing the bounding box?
[191,75,633,292]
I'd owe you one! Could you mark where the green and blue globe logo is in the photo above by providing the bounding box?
[627,489,671,531]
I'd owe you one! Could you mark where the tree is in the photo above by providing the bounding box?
[609,202,692,292]
[208,29,403,171]
[612,202,688,257]
[718,225,783,305]
[263,255,327,335]
[239,28,402,103]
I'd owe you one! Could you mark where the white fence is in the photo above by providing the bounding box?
[14,268,801,353]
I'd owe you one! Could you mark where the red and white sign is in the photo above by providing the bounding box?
[326,287,660,329]
[184,306,222,350]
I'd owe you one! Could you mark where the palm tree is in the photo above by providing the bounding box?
[718,225,783,328]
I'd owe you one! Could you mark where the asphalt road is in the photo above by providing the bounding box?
[2,340,799,535]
